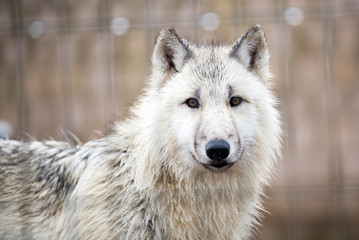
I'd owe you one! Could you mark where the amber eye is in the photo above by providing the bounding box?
[229,96,243,107]
[185,98,200,109]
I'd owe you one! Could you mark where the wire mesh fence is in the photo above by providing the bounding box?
[1,0,359,239]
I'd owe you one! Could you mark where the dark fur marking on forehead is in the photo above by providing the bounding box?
[194,55,227,82]
[228,85,233,96]
[195,89,201,99]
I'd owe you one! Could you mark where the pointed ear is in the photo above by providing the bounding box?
[230,25,271,82]
[151,28,192,85]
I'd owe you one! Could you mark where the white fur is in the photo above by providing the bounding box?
[0,25,281,240]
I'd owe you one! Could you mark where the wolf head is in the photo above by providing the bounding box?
[133,26,281,183]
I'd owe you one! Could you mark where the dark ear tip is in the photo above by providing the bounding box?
[160,27,176,36]
[245,24,267,44]
[247,24,263,34]
[166,27,176,34]
[155,27,178,43]
[249,24,261,30]
[155,27,176,46]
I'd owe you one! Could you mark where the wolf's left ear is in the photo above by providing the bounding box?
[151,27,192,86]
[230,25,271,82]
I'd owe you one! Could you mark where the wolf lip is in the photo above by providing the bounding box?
[203,162,234,173]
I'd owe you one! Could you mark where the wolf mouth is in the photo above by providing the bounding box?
[191,146,236,173]
[202,162,234,173]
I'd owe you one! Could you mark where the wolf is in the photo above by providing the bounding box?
[0,25,281,240]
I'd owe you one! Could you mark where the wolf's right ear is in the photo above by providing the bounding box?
[151,28,192,85]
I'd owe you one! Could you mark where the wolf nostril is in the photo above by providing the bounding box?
[205,140,230,160]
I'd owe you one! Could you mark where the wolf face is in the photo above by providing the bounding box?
[150,26,278,174]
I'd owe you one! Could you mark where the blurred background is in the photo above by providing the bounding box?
[1,0,358,239]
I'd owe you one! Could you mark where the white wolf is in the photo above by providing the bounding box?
[0,25,281,239]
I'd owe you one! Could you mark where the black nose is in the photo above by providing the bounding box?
[205,140,230,160]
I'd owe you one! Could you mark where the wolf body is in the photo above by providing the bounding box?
[0,25,281,240]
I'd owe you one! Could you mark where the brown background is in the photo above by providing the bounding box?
[1,0,359,239]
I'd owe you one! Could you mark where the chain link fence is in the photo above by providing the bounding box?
[1,0,359,239]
